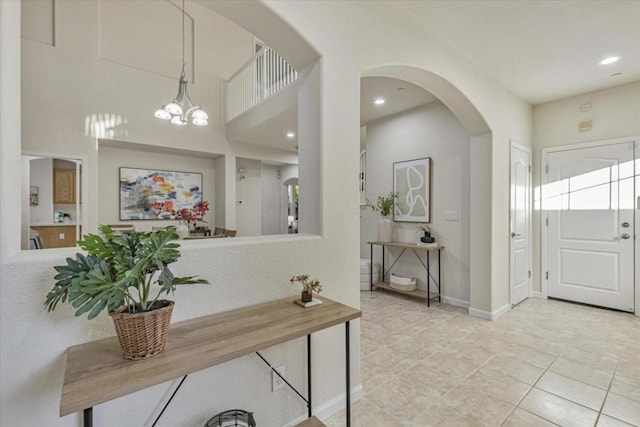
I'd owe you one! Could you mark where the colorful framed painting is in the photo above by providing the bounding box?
[119,167,202,220]
[393,157,430,223]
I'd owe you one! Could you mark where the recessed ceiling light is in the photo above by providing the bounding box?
[286,132,295,138]
[599,56,620,65]
[374,98,385,105]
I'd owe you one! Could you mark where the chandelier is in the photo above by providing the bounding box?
[154,0,208,126]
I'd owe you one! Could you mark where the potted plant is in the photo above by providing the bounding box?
[290,274,322,302]
[44,225,209,360]
[367,192,397,242]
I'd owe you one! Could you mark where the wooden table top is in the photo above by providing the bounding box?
[368,241,445,250]
[60,296,361,416]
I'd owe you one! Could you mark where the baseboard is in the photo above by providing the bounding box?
[441,296,470,309]
[468,303,511,320]
[530,291,544,299]
[284,383,364,427]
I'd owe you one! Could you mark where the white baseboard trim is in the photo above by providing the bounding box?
[441,296,470,309]
[284,383,364,427]
[468,303,511,320]
[530,291,544,299]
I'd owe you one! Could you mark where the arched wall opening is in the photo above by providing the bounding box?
[361,65,493,314]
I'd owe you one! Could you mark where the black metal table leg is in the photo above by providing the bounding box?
[427,251,430,307]
[83,407,92,427]
[369,244,373,292]
[438,249,442,302]
[308,334,312,418]
[345,321,351,427]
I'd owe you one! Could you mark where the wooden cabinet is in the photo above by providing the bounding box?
[53,168,76,204]
[31,225,80,249]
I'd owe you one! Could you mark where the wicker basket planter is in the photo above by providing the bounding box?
[110,300,174,360]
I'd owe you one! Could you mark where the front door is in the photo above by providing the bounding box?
[544,141,636,312]
[510,142,532,305]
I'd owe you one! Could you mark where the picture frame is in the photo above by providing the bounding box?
[29,186,39,206]
[119,167,202,220]
[393,157,430,223]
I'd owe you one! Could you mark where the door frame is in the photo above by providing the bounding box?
[540,136,639,316]
[509,140,532,304]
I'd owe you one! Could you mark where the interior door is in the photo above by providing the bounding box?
[545,141,635,312]
[510,143,532,305]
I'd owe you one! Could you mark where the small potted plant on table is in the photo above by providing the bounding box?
[44,225,209,360]
[290,274,322,306]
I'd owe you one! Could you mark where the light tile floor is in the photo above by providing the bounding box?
[326,291,640,427]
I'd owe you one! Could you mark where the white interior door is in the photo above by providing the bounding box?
[544,141,636,312]
[510,142,532,305]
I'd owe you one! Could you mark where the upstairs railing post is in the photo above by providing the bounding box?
[225,45,298,122]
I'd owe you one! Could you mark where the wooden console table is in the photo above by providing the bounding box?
[60,296,361,426]
[368,241,444,306]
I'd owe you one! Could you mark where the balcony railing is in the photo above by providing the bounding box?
[225,46,298,122]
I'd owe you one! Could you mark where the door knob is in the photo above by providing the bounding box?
[511,232,521,238]
[621,233,630,240]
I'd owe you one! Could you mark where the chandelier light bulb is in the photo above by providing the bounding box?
[165,102,183,116]
[171,116,187,125]
[192,109,208,120]
[192,117,208,126]
[154,109,171,120]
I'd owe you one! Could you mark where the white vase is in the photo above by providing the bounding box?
[377,218,393,242]
[176,222,189,239]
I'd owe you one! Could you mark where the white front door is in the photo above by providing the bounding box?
[510,142,532,305]
[544,141,636,312]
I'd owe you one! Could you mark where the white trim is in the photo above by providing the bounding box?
[284,383,364,427]
[441,296,470,308]
[530,291,544,299]
[468,303,511,320]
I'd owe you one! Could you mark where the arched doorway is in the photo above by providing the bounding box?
[361,65,493,315]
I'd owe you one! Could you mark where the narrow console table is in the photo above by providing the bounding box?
[60,296,361,426]
[368,241,444,306]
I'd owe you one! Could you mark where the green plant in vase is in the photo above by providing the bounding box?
[44,225,209,359]
[367,192,397,242]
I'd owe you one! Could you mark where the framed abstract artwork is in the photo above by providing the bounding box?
[29,186,39,206]
[393,157,430,223]
[119,167,202,220]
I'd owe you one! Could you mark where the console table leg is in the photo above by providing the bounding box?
[307,334,312,418]
[369,244,373,292]
[83,407,92,427]
[438,249,442,302]
[427,251,430,307]
[345,321,351,427]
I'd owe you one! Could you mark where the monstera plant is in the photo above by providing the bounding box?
[44,225,209,359]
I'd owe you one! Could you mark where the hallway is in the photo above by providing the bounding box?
[326,292,640,426]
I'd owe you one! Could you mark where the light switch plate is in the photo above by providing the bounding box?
[445,211,458,221]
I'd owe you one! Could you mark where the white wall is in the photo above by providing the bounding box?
[1,0,536,425]
[531,81,640,293]
[98,144,217,230]
[361,102,471,303]
[29,157,54,224]
[262,164,283,235]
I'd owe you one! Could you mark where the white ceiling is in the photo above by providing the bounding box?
[229,0,640,149]
[360,77,438,126]
[400,0,640,105]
